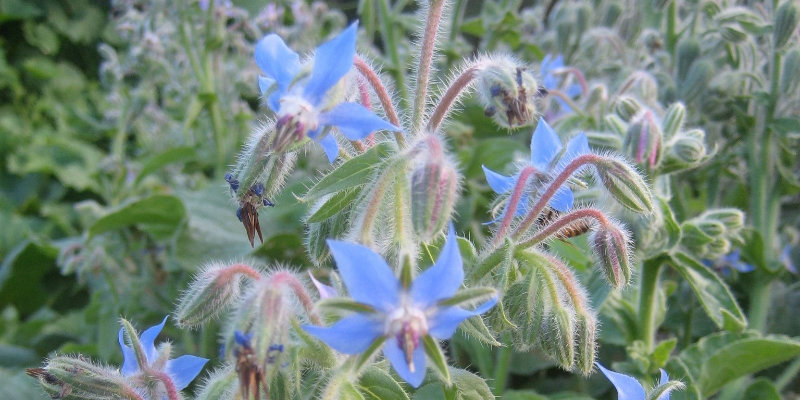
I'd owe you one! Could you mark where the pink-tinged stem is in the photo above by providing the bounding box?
[357,76,376,147]
[542,253,589,313]
[223,263,263,280]
[517,208,610,249]
[272,271,322,325]
[426,66,478,132]
[563,66,589,95]
[512,154,603,239]
[353,55,404,147]
[493,166,537,246]
[412,0,446,132]
[152,371,180,400]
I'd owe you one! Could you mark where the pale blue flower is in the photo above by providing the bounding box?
[596,363,675,400]
[702,249,755,275]
[255,22,400,162]
[118,316,208,391]
[303,226,496,387]
[482,118,589,221]
[541,54,582,113]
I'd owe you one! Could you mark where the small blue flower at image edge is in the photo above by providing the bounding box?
[596,363,675,400]
[302,225,497,387]
[702,249,755,275]
[254,21,401,162]
[482,118,589,221]
[118,316,208,391]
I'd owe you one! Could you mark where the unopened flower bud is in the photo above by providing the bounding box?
[574,312,597,375]
[542,307,575,370]
[194,365,238,400]
[591,222,632,288]
[624,110,663,171]
[662,129,707,172]
[175,262,255,328]
[595,157,654,213]
[587,131,623,149]
[27,356,134,399]
[662,102,686,138]
[719,22,747,43]
[585,84,608,111]
[680,60,713,101]
[701,208,745,232]
[696,220,726,238]
[705,238,732,259]
[781,49,800,94]
[615,96,642,121]
[477,59,539,128]
[605,114,628,137]
[410,155,459,242]
[774,1,798,49]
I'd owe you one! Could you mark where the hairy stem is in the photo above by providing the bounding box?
[151,371,180,400]
[493,166,537,245]
[224,263,263,280]
[272,271,322,325]
[426,65,478,132]
[638,256,667,351]
[412,0,446,132]
[354,55,405,147]
[513,154,602,237]
[516,208,610,247]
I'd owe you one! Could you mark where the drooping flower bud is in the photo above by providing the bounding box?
[624,109,663,171]
[27,357,136,400]
[614,96,642,121]
[574,311,597,375]
[175,262,259,328]
[476,58,539,128]
[680,60,713,102]
[595,157,654,213]
[591,221,632,288]
[781,49,800,94]
[701,208,745,233]
[541,307,576,370]
[409,136,460,242]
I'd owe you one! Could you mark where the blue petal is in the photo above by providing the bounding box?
[319,102,400,140]
[326,240,400,312]
[254,34,300,93]
[118,328,139,376]
[383,338,427,388]
[139,316,168,363]
[258,75,275,96]
[318,134,339,163]
[549,185,573,212]
[309,271,338,299]
[482,166,515,194]
[595,363,646,400]
[530,119,563,170]
[165,355,209,391]
[268,90,283,112]
[566,83,582,98]
[234,331,253,347]
[557,132,590,172]
[410,225,463,307]
[302,314,383,354]
[658,369,671,400]
[303,22,359,105]
[428,298,497,339]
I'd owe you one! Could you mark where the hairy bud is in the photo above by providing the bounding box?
[27,357,134,400]
[624,110,663,171]
[591,222,632,288]
[701,208,745,232]
[662,128,707,173]
[774,1,799,49]
[542,307,576,370]
[595,157,654,213]
[781,49,800,94]
[615,96,642,121]
[175,262,257,328]
[574,311,597,375]
[680,60,713,102]
[676,39,700,83]
[476,59,539,128]
[662,102,686,138]
[410,137,459,242]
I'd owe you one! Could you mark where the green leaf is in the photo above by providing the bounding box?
[503,390,547,400]
[0,240,58,317]
[460,18,486,36]
[302,142,393,201]
[652,338,677,368]
[358,366,410,400]
[456,315,501,347]
[307,189,360,223]
[450,367,494,400]
[422,335,451,385]
[437,287,497,308]
[668,252,747,331]
[667,332,800,398]
[135,146,196,185]
[0,0,42,22]
[743,379,781,400]
[658,197,681,250]
[89,195,186,240]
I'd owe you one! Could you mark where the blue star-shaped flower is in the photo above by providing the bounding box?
[255,21,400,162]
[302,226,497,387]
[482,118,589,221]
[118,316,208,391]
[596,363,674,400]
[541,54,582,113]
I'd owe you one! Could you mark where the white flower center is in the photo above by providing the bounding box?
[385,297,429,372]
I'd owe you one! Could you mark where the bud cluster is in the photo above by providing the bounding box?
[681,208,745,259]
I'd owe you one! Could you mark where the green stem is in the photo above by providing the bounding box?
[377,0,408,111]
[412,0,446,132]
[665,0,677,57]
[638,257,665,351]
[492,333,512,397]
[775,356,800,392]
